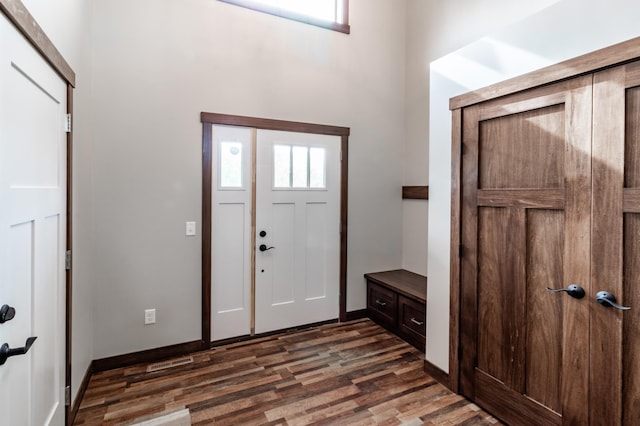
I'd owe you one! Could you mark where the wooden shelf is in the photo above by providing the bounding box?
[402,186,429,200]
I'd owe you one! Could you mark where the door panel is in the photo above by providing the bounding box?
[460,76,593,425]
[525,210,563,412]
[255,130,340,334]
[623,215,640,425]
[211,125,252,341]
[0,13,67,425]
[591,62,640,425]
[622,70,640,426]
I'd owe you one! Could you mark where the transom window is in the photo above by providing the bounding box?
[273,144,326,189]
[218,0,350,34]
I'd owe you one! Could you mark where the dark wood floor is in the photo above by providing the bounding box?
[74,319,500,425]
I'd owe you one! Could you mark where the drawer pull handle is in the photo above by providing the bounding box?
[375,299,386,307]
[410,318,424,326]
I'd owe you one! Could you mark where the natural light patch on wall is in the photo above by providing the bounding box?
[431,37,553,96]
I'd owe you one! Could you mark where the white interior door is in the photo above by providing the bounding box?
[255,130,340,334]
[211,125,252,340]
[0,13,67,426]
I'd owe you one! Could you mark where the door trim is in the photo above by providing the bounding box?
[0,1,76,424]
[201,112,350,345]
[450,36,640,398]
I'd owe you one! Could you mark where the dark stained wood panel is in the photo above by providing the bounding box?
[200,112,350,136]
[479,104,565,189]
[592,66,625,426]
[621,66,640,426]
[402,186,429,200]
[625,86,640,187]
[364,269,427,303]
[477,207,525,389]
[623,214,640,425]
[73,319,500,425]
[459,76,593,425]
[449,108,462,394]
[525,209,563,412]
[477,189,564,209]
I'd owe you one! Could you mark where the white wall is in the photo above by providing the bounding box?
[21,0,95,405]
[89,0,407,358]
[425,0,640,371]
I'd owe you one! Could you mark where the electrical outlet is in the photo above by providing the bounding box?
[145,308,156,325]
[186,221,196,236]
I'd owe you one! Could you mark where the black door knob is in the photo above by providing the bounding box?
[547,284,586,299]
[0,305,16,324]
[0,337,37,366]
[259,244,275,252]
[259,230,267,238]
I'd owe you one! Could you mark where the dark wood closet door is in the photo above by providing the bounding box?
[460,76,593,425]
[592,62,640,425]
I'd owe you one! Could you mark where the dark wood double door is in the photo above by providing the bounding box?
[458,62,640,424]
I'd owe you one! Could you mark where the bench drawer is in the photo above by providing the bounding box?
[398,295,426,347]
[367,282,397,328]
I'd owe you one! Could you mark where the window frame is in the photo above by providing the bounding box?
[218,0,350,34]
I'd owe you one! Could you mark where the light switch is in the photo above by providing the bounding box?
[186,221,196,236]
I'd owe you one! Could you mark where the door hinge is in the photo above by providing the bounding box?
[459,244,464,258]
[65,113,72,133]
[65,386,71,406]
[65,250,72,270]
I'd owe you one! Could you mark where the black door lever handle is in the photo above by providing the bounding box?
[0,305,16,324]
[547,284,585,299]
[259,244,275,252]
[595,291,631,310]
[0,336,37,366]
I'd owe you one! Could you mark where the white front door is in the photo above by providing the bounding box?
[211,125,252,340]
[0,13,67,425]
[255,130,340,334]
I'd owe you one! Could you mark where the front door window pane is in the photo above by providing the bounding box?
[220,141,243,188]
[292,146,308,188]
[274,144,291,188]
[309,147,326,188]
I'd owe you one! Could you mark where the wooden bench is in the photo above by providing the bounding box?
[364,269,427,351]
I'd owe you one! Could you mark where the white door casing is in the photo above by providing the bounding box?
[211,125,252,340]
[255,130,340,334]
[0,13,67,426]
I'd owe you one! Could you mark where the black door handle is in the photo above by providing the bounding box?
[595,291,630,310]
[259,244,274,252]
[547,284,585,299]
[0,336,37,366]
[0,305,16,324]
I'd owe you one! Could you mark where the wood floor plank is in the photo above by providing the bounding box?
[74,319,501,425]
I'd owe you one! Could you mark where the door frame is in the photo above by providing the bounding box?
[0,0,76,423]
[449,36,640,394]
[201,112,350,345]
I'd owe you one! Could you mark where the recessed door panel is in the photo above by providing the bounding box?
[271,203,295,305]
[305,202,327,301]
